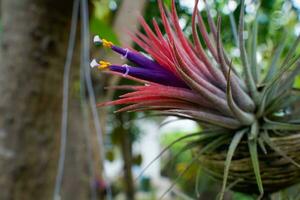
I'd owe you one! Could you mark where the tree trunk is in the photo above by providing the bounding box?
[0,0,88,199]
[118,114,135,200]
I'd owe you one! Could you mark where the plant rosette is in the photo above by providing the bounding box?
[92,0,300,199]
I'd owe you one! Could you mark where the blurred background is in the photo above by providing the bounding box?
[1,0,300,199]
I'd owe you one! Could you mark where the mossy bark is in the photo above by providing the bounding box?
[0,0,89,199]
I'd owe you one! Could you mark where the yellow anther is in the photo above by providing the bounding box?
[99,61,111,69]
[102,39,113,48]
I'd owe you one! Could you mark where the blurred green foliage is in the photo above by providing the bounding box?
[233,193,254,200]
[160,131,220,198]
[90,0,120,44]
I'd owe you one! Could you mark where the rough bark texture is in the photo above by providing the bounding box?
[117,114,135,200]
[0,0,89,199]
[61,42,91,200]
[62,97,90,200]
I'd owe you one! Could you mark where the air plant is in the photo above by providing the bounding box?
[91,0,300,199]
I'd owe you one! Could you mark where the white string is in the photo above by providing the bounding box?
[121,48,129,59]
[80,0,112,199]
[122,64,130,77]
[53,0,80,199]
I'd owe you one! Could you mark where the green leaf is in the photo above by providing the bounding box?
[159,134,229,200]
[258,137,267,155]
[160,131,228,179]
[263,117,300,131]
[136,129,224,180]
[226,62,255,125]
[184,133,229,153]
[250,16,258,83]
[248,133,264,198]
[256,88,269,118]
[268,54,300,88]
[249,120,259,141]
[264,32,287,83]
[266,89,300,115]
[216,17,255,113]
[277,64,300,95]
[282,34,300,68]
[136,132,201,180]
[264,91,288,115]
[219,129,247,200]
[239,0,259,104]
[159,158,197,200]
[260,57,300,108]
[229,13,239,47]
[261,131,300,168]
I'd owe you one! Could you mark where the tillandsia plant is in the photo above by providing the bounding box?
[91,0,300,199]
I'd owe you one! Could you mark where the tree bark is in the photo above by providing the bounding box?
[118,114,135,200]
[0,0,88,199]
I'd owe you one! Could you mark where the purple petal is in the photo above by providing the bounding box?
[109,64,188,88]
[112,45,162,70]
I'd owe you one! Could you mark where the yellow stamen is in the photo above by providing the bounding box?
[99,61,111,69]
[102,39,113,48]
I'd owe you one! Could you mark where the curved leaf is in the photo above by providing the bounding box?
[264,32,287,83]
[226,61,255,125]
[219,129,247,200]
[263,117,300,131]
[239,0,259,104]
[248,132,264,198]
[261,131,300,168]
[159,134,229,200]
